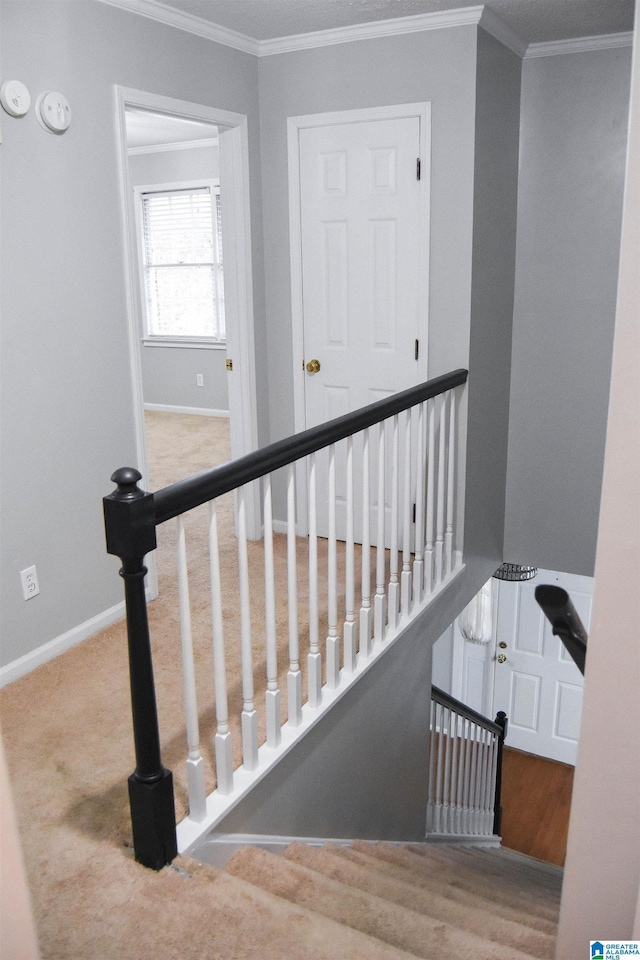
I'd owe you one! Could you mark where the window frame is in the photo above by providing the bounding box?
[134,178,226,349]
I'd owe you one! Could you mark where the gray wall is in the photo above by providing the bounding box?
[128,144,230,413]
[465,28,521,566]
[504,46,632,576]
[0,0,264,669]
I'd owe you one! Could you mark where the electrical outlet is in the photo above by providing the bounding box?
[20,565,40,600]
[196,373,204,387]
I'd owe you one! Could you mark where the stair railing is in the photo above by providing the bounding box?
[104,369,468,869]
[535,585,588,675]
[427,685,507,841]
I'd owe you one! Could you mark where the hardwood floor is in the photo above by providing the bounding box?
[500,747,574,866]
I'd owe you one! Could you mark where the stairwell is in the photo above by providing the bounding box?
[182,840,561,959]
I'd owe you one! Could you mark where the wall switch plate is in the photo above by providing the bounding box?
[20,565,40,600]
[196,374,204,387]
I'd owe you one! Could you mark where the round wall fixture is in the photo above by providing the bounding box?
[0,80,31,117]
[36,91,72,133]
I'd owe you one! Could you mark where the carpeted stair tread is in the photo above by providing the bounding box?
[281,842,556,959]
[175,857,419,960]
[415,844,563,892]
[349,841,560,927]
[406,844,561,914]
[328,843,558,935]
[223,844,548,960]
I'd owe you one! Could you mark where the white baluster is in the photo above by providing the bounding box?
[307,453,322,707]
[208,501,233,795]
[326,444,340,688]
[481,730,492,834]
[401,408,413,617]
[176,515,206,821]
[442,706,453,834]
[434,702,445,834]
[388,415,400,629]
[469,723,479,834]
[488,733,499,835]
[374,421,387,642]
[426,697,437,833]
[454,714,465,835]
[263,474,281,748]
[462,718,472,834]
[359,428,372,655]
[449,709,460,834]
[413,401,425,605]
[445,389,456,576]
[286,465,302,727]
[435,396,446,584]
[343,436,357,672]
[237,487,258,770]
[425,399,436,596]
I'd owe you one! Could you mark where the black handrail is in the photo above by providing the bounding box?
[534,585,588,675]
[104,369,468,869]
[431,685,508,836]
[154,368,468,524]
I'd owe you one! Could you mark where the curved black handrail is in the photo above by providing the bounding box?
[534,585,588,675]
[154,368,468,525]
[431,684,503,736]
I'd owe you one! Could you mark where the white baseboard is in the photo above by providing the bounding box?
[0,587,152,687]
[144,403,229,418]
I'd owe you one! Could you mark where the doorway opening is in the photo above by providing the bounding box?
[114,87,260,594]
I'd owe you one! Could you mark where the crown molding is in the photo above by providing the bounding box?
[257,7,484,56]
[127,137,219,155]
[96,0,260,55]
[525,31,633,59]
[478,7,527,58]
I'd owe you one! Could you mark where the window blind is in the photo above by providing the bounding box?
[141,185,224,340]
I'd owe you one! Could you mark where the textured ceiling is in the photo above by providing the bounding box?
[154,0,634,44]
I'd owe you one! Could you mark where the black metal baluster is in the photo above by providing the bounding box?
[104,468,177,870]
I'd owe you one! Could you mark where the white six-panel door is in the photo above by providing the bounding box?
[492,571,591,765]
[289,104,430,539]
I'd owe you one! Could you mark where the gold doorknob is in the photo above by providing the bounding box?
[497,654,507,664]
[306,359,321,373]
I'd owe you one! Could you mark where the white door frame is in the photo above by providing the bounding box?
[287,102,431,533]
[114,86,260,594]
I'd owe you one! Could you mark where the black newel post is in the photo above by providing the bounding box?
[493,711,508,837]
[103,467,177,870]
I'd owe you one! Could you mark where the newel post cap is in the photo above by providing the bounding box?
[104,467,157,560]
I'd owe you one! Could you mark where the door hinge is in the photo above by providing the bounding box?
[416,157,421,181]
[412,503,416,523]
[226,358,233,371]
[415,339,419,361]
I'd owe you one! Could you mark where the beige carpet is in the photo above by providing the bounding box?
[1,413,561,958]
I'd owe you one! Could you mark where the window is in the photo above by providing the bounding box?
[137,181,225,343]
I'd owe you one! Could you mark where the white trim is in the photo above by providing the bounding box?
[142,338,226,350]
[479,8,527,58]
[114,86,260,539]
[287,102,431,533]
[525,31,633,59]
[144,403,229,418]
[128,138,219,156]
[97,0,631,64]
[259,7,483,56]
[97,0,259,55]
[0,597,138,687]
